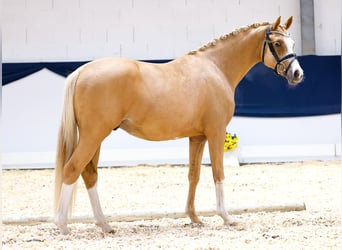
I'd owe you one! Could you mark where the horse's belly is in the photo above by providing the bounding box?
[119,118,198,141]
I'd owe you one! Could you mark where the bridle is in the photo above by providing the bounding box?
[261,26,297,77]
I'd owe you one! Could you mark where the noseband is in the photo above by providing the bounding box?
[262,26,297,76]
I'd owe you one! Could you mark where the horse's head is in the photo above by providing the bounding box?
[262,16,304,85]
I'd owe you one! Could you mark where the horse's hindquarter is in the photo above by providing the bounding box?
[74,57,235,141]
[74,58,141,133]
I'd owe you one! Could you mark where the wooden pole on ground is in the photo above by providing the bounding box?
[3,202,306,225]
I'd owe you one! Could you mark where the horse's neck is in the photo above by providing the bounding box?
[204,26,266,89]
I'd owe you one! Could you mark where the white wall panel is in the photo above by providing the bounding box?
[2,0,313,62]
[2,70,64,152]
[314,0,341,55]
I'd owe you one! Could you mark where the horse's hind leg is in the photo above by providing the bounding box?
[55,182,76,234]
[82,147,114,233]
[55,136,104,234]
[186,135,207,224]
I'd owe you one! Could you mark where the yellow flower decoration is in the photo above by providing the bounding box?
[224,133,238,152]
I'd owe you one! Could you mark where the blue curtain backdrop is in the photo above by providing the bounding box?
[2,55,341,117]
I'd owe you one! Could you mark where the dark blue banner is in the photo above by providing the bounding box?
[234,55,341,117]
[2,55,341,117]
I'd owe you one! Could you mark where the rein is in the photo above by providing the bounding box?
[261,26,297,76]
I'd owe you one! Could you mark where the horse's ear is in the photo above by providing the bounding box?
[271,16,281,30]
[284,16,293,30]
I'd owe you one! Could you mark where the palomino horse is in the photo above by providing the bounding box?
[54,16,303,234]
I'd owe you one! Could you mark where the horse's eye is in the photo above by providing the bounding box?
[274,41,281,47]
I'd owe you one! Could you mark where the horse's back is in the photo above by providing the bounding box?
[78,57,141,83]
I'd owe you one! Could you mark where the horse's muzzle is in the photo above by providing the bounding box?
[286,60,304,86]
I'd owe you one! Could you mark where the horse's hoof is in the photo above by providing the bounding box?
[222,215,238,226]
[223,217,242,228]
[55,220,70,235]
[188,214,203,224]
[224,220,238,227]
[102,227,116,234]
[97,222,115,234]
[57,225,71,235]
[188,216,204,227]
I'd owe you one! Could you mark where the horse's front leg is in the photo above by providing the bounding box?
[207,133,237,226]
[186,136,207,224]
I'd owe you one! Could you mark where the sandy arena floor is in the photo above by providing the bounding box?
[1,160,341,249]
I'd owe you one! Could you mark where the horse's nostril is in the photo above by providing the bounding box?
[294,70,300,79]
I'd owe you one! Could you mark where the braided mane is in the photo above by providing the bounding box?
[188,21,270,55]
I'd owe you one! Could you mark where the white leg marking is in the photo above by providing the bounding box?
[88,182,113,233]
[55,183,75,235]
[215,181,236,226]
